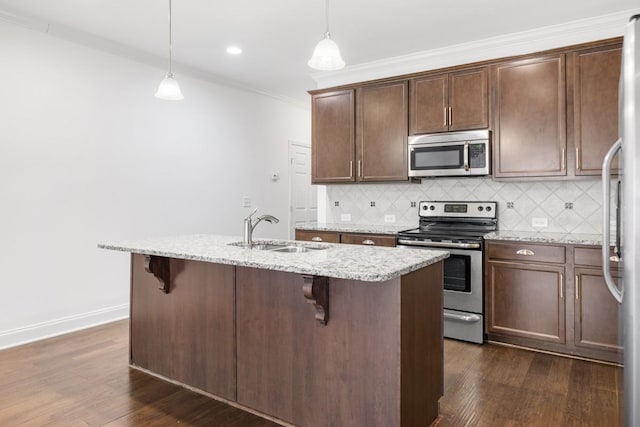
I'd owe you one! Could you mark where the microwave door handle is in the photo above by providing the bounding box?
[463,143,469,171]
[601,137,623,303]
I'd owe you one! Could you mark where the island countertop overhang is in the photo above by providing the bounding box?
[99,234,449,282]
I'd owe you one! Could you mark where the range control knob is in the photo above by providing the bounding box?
[477,206,484,212]
[422,205,428,211]
[430,205,435,211]
[486,206,492,212]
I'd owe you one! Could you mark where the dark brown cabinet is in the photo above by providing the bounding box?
[356,81,408,181]
[574,268,623,354]
[486,243,566,343]
[311,90,355,183]
[493,55,567,178]
[311,82,408,183]
[296,229,396,247]
[486,242,623,364]
[129,254,236,400]
[409,68,488,134]
[572,43,622,175]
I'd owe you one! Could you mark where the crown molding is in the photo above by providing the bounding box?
[0,8,309,110]
[311,8,640,89]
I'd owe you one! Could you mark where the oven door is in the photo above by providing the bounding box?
[441,248,483,314]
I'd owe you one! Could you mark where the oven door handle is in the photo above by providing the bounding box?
[397,239,481,249]
[444,311,482,324]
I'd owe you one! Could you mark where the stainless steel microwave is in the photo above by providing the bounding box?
[408,130,490,177]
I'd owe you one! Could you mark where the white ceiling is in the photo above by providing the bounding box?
[0,0,637,105]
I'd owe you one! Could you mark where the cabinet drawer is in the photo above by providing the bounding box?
[487,242,565,264]
[340,233,396,247]
[295,230,341,243]
[574,246,620,269]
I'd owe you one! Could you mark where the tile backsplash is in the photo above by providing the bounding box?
[324,177,610,234]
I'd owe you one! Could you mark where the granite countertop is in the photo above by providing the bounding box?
[99,234,448,282]
[484,231,613,246]
[295,222,412,235]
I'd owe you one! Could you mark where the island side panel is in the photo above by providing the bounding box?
[236,267,402,427]
[129,254,236,401]
[400,261,444,426]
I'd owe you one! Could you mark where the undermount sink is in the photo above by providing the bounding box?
[228,241,328,252]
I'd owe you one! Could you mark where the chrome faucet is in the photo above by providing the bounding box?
[243,208,279,247]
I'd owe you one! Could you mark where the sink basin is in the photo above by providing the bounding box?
[228,241,328,252]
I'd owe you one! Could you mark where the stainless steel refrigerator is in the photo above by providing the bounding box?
[602,13,640,427]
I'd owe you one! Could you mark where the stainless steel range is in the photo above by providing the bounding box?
[397,201,497,344]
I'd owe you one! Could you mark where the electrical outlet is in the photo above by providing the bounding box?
[340,213,351,222]
[384,214,396,223]
[532,217,548,228]
[242,196,251,207]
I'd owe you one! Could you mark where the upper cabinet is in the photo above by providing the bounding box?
[310,38,622,184]
[493,55,567,178]
[409,68,489,134]
[571,43,622,175]
[356,81,408,181]
[311,82,408,184]
[311,90,355,183]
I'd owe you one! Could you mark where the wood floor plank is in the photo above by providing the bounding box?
[0,320,623,427]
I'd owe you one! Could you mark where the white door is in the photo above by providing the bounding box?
[289,142,317,238]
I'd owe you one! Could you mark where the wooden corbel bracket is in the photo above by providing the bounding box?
[302,275,329,325]
[144,255,170,293]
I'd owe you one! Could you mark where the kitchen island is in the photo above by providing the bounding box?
[99,235,448,427]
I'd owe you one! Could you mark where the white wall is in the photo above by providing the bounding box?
[0,22,310,348]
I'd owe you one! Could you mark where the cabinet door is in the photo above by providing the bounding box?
[130,255,236,400]
[493,55,567,177]
[357,82,408,182]
[312,90,355,183]
[487,261,566,344]
[409,75,448,134]
[449,68,489,131]
[574,268,623,354]
[573,45,622,175]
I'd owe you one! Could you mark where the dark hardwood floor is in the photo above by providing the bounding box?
[0,320,623,426]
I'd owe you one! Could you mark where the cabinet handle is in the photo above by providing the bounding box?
[575,275,580,300]
[362,239,375,245]
[349,160,353,178]
[443,108,447,127]
[449,107,452,126]
[311,236,323,242]
[358,159,362,178]
[561,147,566,171]
[575,146,581,171]
[516,249,535,256]
[560,274,564,299]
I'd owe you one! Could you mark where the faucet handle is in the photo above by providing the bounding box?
[246,207,258,221]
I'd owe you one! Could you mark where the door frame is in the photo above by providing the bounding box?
[288,141,312,239]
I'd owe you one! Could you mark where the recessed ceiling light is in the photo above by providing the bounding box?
[226,46,242,55]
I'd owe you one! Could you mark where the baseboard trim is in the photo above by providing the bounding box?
[0,304,129,350]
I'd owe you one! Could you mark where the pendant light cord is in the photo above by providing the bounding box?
[325,0,330,37]
[168,0,173,76]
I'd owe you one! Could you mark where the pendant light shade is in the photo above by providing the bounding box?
[155,73,184,100]
[308,0,345,71]
[155,0,183,100]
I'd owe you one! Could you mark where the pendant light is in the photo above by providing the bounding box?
[308,0,345,71]
[155,0,184,100]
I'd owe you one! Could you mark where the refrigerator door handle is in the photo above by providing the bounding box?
[602,137,623,304]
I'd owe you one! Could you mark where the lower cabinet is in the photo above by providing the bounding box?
[486,242,622,364]
[296,229,396,247]
[487,261,565,344]
[574,268,623,354]
[129,254,237,399]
